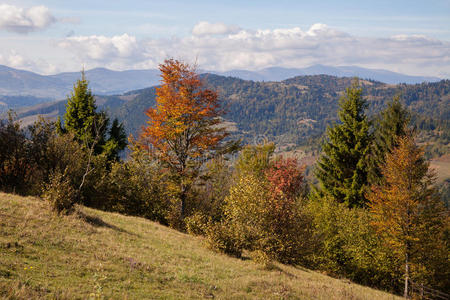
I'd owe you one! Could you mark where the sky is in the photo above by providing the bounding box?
[0,0,449,77]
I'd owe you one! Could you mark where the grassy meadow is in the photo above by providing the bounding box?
[0,192,402,299]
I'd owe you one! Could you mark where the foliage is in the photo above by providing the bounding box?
[185,212,210,236]
[42,170,77,214]
[314,82,372,207]
[26,119,88,195]
[0,115,86,196]
[307,196,400,292]
[368,97,410,185]
[0,111,31,194]
[211,145,313,264]
[0,111,116,214]
[204,220,244,258]
[191,157,233,223]
[57,71,126,161]
[91,141,170,223]
[438,179,450,209]
[140,59,231,219]
[367,135,449,295]
[104,118,127,161]
[235,143,275,177]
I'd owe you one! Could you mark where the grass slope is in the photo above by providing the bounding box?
[0,193,400,299]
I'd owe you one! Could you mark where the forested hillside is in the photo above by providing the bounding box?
[112,75,449,151]
[9,74,450,154]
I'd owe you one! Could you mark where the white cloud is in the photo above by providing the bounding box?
[0,4,56,33]
[0,51,25,67]
[192,21,240,36]
[59,34,140,61]
[0,51,58,74]
[50,23,450,77]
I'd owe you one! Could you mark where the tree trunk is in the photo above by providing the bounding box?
[180,185,187,219]
[404,252,409,299]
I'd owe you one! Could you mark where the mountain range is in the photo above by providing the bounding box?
[0,64,442,113]
[10,74,449,158]
[214,65,441,84]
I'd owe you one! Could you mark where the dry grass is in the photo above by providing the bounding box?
[430,158,450,183]
[0,193,401,299]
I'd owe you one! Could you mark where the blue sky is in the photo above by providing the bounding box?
[0,0,449,77]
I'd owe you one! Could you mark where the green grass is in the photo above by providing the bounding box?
[0,193,401,299]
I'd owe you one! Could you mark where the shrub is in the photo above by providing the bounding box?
[204,221,243,258]
[185,212,210,236]
[33,124,87,195]
[91,150,170,224]
[210,146,313,265]
[306,196,400,291]
[43,171,77,214]
[0,112,32,194]
[250,250,273,269]
[192,157,233,223]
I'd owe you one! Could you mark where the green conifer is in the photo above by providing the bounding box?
[314,82,371,208]
[368,97,410,185]
[103,118,127,161]
[63,71,104,151]
[59,71,126,158]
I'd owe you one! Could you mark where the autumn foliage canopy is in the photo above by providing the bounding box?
[141,59,227,175]
[140,59,230,219]
[367,135,448,296]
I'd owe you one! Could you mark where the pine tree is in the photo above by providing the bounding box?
[63,71,104,151]
[368,97,410,185]
[314,82,371,208]
[367,135,447,297]
[59,71,126,158]
[103,118,127,161]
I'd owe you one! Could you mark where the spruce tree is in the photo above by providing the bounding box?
[59,71,126,158]
[314,82,371,208]
[62,71,105,151]
[368,97,410,185]
[103,118,127,161]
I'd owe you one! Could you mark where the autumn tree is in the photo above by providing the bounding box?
[314,82,372,207]
[140,59,233,219]
[216,145,311,264]
[367,135,448,297]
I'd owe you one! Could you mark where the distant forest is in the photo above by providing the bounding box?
[10,74,450,157]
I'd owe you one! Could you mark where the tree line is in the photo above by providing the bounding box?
[0,59,448,298]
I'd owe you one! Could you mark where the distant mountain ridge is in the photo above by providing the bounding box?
[0,64,441,103]
[212,65,441,84]
[0,65,160,99]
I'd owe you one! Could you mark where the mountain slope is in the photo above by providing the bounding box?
[48,68,160,96]
[0,65,161,100]
[0,65,68,98]
[0,192,401,299]
[0,64,442,111]
[215,64,441,84]
[11,75,450,150]
[111,75,449,146]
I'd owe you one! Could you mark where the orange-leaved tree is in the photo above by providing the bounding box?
[367,134,448,297]
[140,59,232,219]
